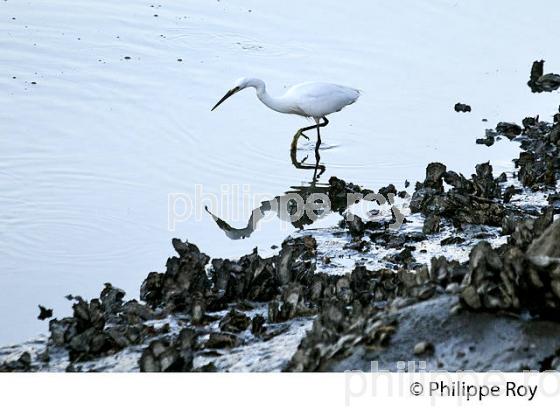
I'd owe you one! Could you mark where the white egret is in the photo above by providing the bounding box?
[211,78,360,149]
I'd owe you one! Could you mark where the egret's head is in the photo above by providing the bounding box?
[211,78,261,111]
[233,77,251,89]
[211,78,247,111]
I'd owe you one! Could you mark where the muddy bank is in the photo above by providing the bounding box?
[287,218,560,371]
[306,294,560,372]
[2,70,560,372]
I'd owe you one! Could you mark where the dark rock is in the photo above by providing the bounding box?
[328,176,374,213]
[177,328,197,351]
[528,60,545,92]
[0,352,32,372]
[73,298,105,333]
[378,184,397,198]
[414,341,434,356]
[476,137,494,147]
[440,236,465,246]
[286,302,397,371]
[120,300,156,323]
[527,60,560,93]
[139,338,193,372]
[515,145,558,189]
[527,218,560,260]
[345,213,365,236]
[503,185,521,203]
[385,246,416,267]
[100,283,125,315]
[411,162,506,227]
[219,309,251,333]
[140,239,211,312]
[496,122,522,139]
[275,236,316,286]
[44,280,162,364]
[508,207,554,250]
[205,332,241,349]
[49,317,78,347]
[460,213,560,317]
[454,103,471,113]
[193,362,217,372]
[525,219,560,305]
[424,162,447,192]
[251,314,266,336]
[443,170,472,191]
[37,305,53,321]
[104,324,144,349]
[476,129,497,147]
[189,296,205,325]
[522,116,539,131]
[423,272,446,295]
[423,214,441,234]
[460,241,511,310]
[536,74,560,93]
[268,283,311,323]
[473,162,501,199]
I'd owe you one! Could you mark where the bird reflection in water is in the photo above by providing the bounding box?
[205,140,329,239]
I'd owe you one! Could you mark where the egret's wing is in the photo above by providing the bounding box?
[285,82,360,118]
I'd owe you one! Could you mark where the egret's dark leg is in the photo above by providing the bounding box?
[315,116,329,146]
[315,116,329,142]
[291,124,318,151]
[291,116,330,151]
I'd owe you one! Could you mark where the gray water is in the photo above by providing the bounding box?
[1,0,559,345]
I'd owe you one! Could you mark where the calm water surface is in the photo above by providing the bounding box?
[1,0,559,344]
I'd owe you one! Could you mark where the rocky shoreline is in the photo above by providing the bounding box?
[2,65,560,373]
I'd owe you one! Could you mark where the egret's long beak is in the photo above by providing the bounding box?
[211,87,241,111]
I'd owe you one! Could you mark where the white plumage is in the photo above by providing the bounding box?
[279,81,360,119]
[211,77,360,148]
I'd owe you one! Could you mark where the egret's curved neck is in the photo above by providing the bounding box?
[246,78,291,114]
